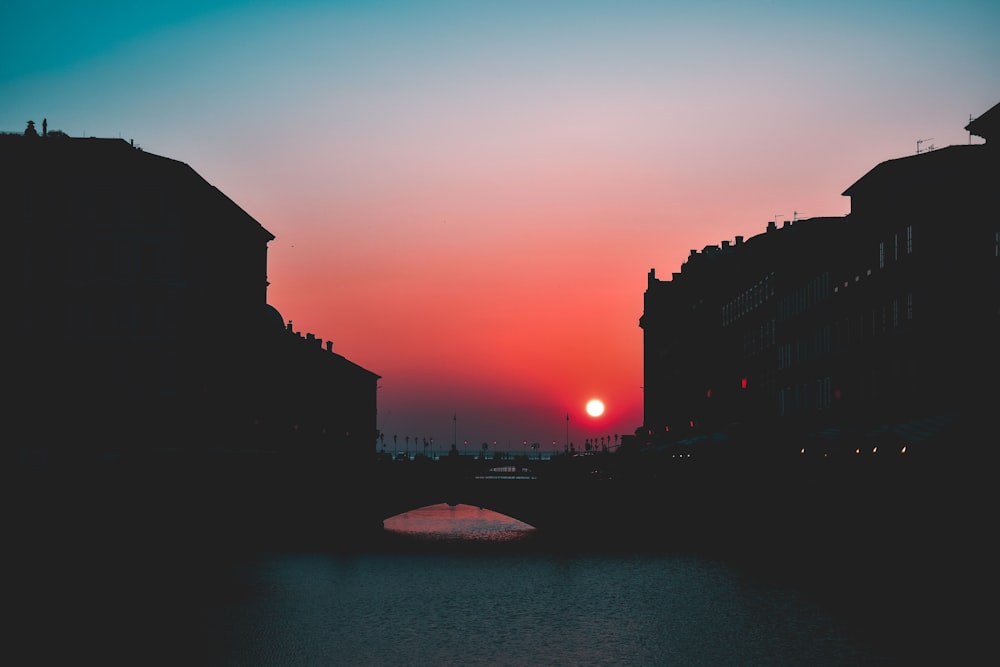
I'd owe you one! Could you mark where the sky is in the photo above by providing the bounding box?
[4,1,999,454]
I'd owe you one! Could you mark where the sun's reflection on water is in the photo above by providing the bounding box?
[383,503,536,543]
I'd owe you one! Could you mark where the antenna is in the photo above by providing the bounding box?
[916,138,933,154]
[793,211,805,222]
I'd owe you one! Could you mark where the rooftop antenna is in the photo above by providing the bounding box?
[773,213,783,224]
[916,137,933,154]
[793,211,805,222]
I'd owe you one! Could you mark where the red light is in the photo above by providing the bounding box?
[740,377,748,389]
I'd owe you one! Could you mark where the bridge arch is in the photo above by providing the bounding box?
[375,479,555,528]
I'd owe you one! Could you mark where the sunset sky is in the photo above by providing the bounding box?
[4,1,998,454]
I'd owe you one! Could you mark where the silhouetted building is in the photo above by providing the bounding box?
[639,100,999,453]
[2,125,379,463]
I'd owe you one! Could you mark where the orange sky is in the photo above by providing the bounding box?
[4,1,998,453]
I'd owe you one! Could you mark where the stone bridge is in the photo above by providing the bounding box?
[360,451,946,547]
[367,458,649,535]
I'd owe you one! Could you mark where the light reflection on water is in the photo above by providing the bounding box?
[383,503,536,543]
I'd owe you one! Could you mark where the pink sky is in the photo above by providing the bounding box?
[3,1,998,452]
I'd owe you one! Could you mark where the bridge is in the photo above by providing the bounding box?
[358,447,955,551]
[14,444,968,554]
[366,453,810,541]
[369,458,632,533]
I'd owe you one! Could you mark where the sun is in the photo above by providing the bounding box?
[585,399,605,417]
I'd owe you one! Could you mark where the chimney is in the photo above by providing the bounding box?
[735,235,744,245]
[767,221,776,232]
[326,341,333,352]
[722,240,730,249]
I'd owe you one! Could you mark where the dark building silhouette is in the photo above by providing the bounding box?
[639,100,999,453]
[1,125,379,464]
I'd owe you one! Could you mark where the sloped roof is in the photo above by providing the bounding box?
[0,134,274,241]
[841,143,990,198]
[844,99,998,199]
[965,99,1000,142]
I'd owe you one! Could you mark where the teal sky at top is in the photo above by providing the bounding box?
[4,0,999,446]
[6,1,999,81]
[6,1,998,148]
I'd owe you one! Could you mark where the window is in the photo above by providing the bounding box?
[879,241,885,268]
[907,225,914,254]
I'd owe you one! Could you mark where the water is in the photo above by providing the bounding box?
[190,550,895,666]
[13,496,985,666]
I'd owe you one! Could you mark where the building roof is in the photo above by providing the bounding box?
[844,99,998,200]
[965,99,1000,143]
[841,143,992,199]
[0,133,275,241]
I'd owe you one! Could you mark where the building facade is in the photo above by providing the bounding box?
[639,101,999,455]
[2,127,379,463]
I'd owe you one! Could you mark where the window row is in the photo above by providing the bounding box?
[722,272,775,326]
[777,377,833,417]
[878,224,914,269]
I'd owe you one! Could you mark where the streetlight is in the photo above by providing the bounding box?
[565,413,569,453]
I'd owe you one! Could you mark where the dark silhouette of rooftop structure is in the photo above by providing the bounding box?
[638,100,999,457]
[1,124,380,467]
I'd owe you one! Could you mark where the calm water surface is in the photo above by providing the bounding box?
[197,506,900,665]
[14,504,938,665]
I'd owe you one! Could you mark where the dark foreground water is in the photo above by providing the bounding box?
[11,500,984,666]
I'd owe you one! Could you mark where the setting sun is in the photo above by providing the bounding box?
[586,399,605,417]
